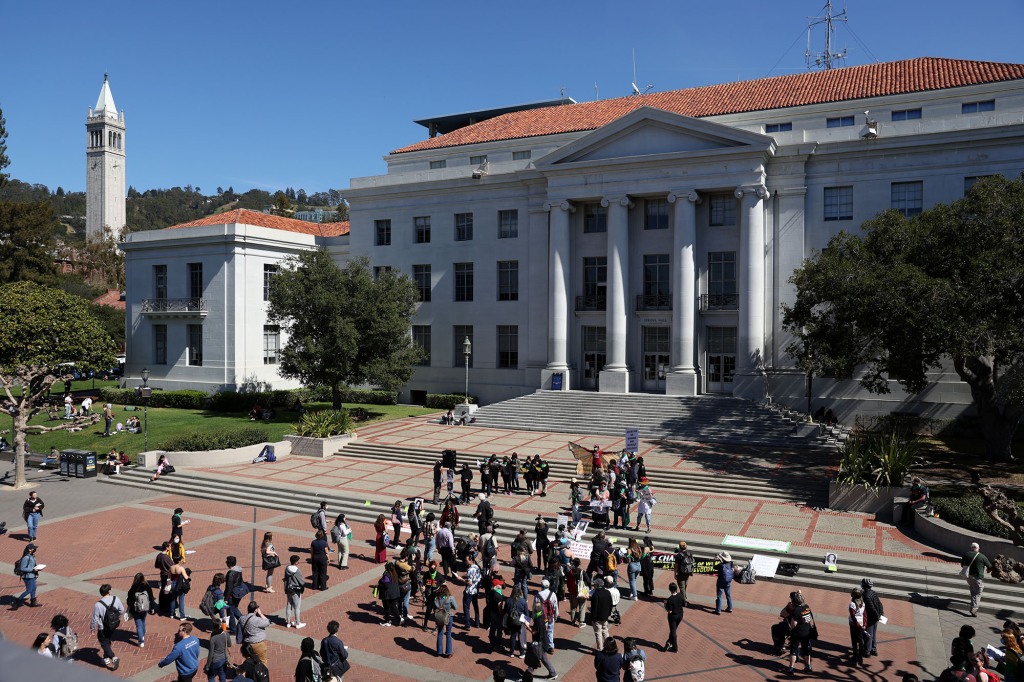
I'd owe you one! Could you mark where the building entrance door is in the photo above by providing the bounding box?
[581,326,606,391]
[705,326,736,393]
[641,326,670,392]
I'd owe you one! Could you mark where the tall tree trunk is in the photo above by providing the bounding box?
[12,402,29,489]
[955,355,1021,461]
[331,384,342,410]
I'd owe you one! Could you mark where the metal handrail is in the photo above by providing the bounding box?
[141,298,207,313]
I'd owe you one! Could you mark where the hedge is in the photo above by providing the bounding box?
[931,487,1024,541]
[100,386,398,412]
[161,427,271,452]
[293,386,398,405]
[99,388,207,409]
[425,393,477,409]
[206,390,293,413]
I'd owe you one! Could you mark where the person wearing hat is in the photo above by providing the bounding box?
[713,551,734,615]
[674,541,694,606]
[14,543,41,608]
[534,578,559,653]
[860,578,885,656]
[960,542,992,619]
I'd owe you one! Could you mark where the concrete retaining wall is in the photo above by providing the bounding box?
[828,481,909,521]
[913,507,1024,562]
[136,440,292,469]
[283,433,357,458]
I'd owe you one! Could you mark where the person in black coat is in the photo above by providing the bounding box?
[432,460,443,504]
[310,531,331,590]
[320,620,350,679]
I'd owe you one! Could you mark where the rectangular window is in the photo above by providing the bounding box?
[643,254,670,303]
[962,100,995,114]
[187,324,203,367]
[583,203,607,233]
[454,213,473,241]
[823,186,853,221]
[708,252,737,309]
[497,325,519,369]
[372,266,393,279]
[412,325,431,366]
[375,219,392,246]
[644,199,668,230]
[709,194,736,227]
[891,181,924,218]
[429,160,446,169]
[153,264,167,299]
[454,262,474,301]
[454,325,473,368]
[414,216,431,244]
[826,115,855,128]
[765,122,792,133]
[263,325,280,365]
[964,175,996,194]
[470,155,488,165]
[892,108,922,121]
[153,324,167,365]
[263,264,279,301]
[582,256,607,310]
[498,209,518,239]
[512,150,531,160]
[413,264,431,302]
[497,260,519,301]
[187,263,203,300]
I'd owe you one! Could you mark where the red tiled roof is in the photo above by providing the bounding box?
[91,288,125,311]
[167,209,350,237]
[394,57,1024,154]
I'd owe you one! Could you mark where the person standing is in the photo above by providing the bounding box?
[206,616,231,682]
[475,494,493,536]
[623,637,646,682]
[534,578,558,653]
[171,507,188,542]
[102,403,114,437]
[310,530,331,590]
[157,620,200,682]
[625,538,643,600]
[407,499,423,546]
[536,455,550,497]
[463,553,481,628]
[320,620,350,681]
[639,540,655,597]
[713,551,734,615]
[432,459,443,505]
[505,585,529,658]
[590,575,614,651]
[423,513,438,563]
[421,560,446,629]
[14,544,41,608]
[127,572,155,648]
[63,392,73,419]
[525,601,558,679]
[960,542,993,618]
[664,582,684,652]
[294,636,327,682]
[223,556,245,629]
[91,584,124,671]
[433,584,457,658]
[565,557,589,628]
[673,541,694,606]
[787,596,816,674]
[436,522,456,577]
[284,555,307,628]
[861,578,885,656]
[594,638,624,682]
[155,541,174,616]
[848,587,868,666]
[313,501,328,535]
[390,500,404,547]
[239,601,271,667]
[635,482,656,533]
[373,514,389,564]
[331,513,351,569]
[260,532,280,593]
[22,490,44,541]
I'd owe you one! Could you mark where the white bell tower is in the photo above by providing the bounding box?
[86,73,126,242]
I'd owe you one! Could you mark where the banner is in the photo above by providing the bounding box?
[649,552,717,574]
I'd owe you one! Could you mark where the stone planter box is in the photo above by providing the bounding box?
[284,432,357,459]
[136,440,291,468]
[913,507,1024,563]
[828,481,910,520]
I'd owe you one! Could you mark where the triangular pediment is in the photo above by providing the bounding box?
[535,106,774,167]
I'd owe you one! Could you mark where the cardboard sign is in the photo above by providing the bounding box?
[625,428,639,452]
[750,554,781,579]
[568,540,592,560]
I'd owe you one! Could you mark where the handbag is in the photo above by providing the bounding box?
[959,552,977,579]
[262,554,281,570]
[164,464,176,474]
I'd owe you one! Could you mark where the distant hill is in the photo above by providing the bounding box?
[0,180,348,243]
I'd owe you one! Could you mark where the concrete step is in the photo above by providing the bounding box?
[102,468,1021,618]
[339,442,829,505]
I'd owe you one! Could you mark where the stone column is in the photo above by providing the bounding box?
[734,184,769,400]
[541,200,573,391]
[666,190,700,395]
[600,196,632,393]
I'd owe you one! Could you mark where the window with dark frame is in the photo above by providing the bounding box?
[497,325,519,369]
[583,203,607,233]
[498,209,518,238]
[412,325,431,366]
[643,254,670,306]
[375,219,392,246]
[497,260,519,301]
[413,264,431,302]
[892,108,922,121]
[512,150,531,160]
[644,199,668,230]
[964,175,997,195]
[765,122,792,133]
[455,213,473,241]
[826,115,855,128]
[709,194,736,227]
[891,181,924,218]
[415,216,431,243]
[187,324,203,367]
[824,186,853,221]
[454,262,474,301]
[263,325,280,365]
[153,324,167,365]
[470,155,487,166]
[153,264,167,299]
[962,100,995,114]
[263,264,278,301]
[430,160,446,169]
[708,252,737,308]
[187,263,203,300]
[453,325,473,368]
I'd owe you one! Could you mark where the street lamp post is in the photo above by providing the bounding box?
[140,368,152,452]
[463,336,472,405]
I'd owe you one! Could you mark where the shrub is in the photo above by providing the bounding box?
[294,409,353,438]
[206,390,293,413]
[99,388,207,409]
[836,432,921,489]
[425,393,476,409]
[161,427,271,452]
[931,488,1024,541]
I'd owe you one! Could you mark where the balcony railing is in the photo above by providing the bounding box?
[575,294,607,312]
[636,293,672,311]
[141,298,208,316]
[700,293,738,312]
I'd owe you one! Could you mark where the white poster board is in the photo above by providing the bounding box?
[556,515,569,531]
[625,428,639,452]
[749,554,781,579]
[568,540,592,560]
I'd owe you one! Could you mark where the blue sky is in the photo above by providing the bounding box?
[2,0,1023,197]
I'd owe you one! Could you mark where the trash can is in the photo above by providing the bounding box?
[59,450,70,477]
[81,451,98,478]
[70,451,84,478]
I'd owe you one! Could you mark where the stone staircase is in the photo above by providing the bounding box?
[469,391,824,448]
[102,468,1023,619]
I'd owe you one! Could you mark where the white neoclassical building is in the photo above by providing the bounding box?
[124,56,1024,418]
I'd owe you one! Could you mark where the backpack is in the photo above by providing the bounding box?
[606,552,618,572]
[483,537,497,560]
[13,559,24,576]
[721,562,734,583]
[629,652,646,681]
[310,512,320,529]
[199,586,219,617]
[231,580,251,602]
[330,525,343,543]
[382,530,391,547]
[525,641,542,668]
[539,593,556,622]
[678,551,695,576]
[506,597,523,625]
[286,569,306,595]
[433,596,452,626]
[102,597,121,632]
[248,661,270,682]
[739,563,757,584]
[56,627,79,659]
[298,653,325,682]
[133,589,150,614]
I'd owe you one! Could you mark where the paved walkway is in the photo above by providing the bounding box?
[0,420,987,681]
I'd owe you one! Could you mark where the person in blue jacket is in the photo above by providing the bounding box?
[158,621,201,681]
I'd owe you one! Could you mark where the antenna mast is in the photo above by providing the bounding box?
[806,1,847,70]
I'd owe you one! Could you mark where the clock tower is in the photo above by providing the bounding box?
[86,74,126,242]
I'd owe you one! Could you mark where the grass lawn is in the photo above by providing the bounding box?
[13,402,438,457]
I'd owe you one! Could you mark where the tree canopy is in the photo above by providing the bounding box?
[0,281,119,488]
[266,251,422,408]
[0,201,59,285]
[783,174,1024,460]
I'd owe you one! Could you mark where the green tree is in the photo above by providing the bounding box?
[0,282,119,488]
[0,201,58,285]
[267,251,421,408]
[0,103,9,189]
[783,174,1024,461]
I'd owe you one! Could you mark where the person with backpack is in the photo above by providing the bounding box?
[49,614,78,660]
[320,620,350,681]
[713,551,734,615]
[236,643,270,682]
[331,513,352,569]
[224,556,246,628]
[127,572,155,648]
[157,620,201,682]
[433,584,457,657]
[285,555,308,629]
[201,573,229,623]
[565,557,590,628]
[206,615,232,682]
[312,501,328,536]
[525,601,558,679]
[505,585,529,658]
[534,578,559,653]
[14,543,41,608]
[90,583,124,671]
[512,548,533,599]
[294,636,327,682]
[623,637,647,682]
[480,524,499,577]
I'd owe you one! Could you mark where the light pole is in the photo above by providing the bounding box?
[140,368,151,452]
[463,336,472,405]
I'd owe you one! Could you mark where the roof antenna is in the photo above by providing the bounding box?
[806,0,847,70]
[595,81,599,101]
[631,48,653,95]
